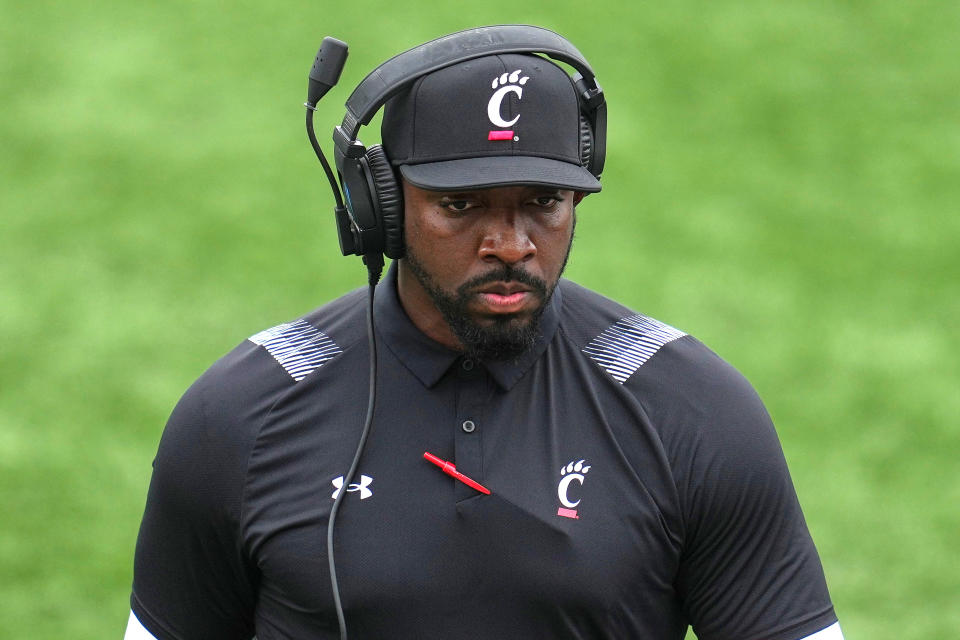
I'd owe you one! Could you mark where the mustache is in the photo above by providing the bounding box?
[456,265,549,299]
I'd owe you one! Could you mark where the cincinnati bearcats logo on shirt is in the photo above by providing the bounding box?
[556,460,591,519]
[487,69,528,141]
[331,475,373,500]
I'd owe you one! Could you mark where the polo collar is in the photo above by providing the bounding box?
[373,262,562,391]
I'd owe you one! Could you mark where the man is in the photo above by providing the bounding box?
[126,28,843,640]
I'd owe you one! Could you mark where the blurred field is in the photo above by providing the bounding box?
[1,0,958,638]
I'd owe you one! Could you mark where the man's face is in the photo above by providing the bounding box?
[397,182,577,361]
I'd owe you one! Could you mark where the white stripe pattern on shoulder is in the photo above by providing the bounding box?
[249,319,342,381]
[124,610,158,640]
[800,622,844,640]
[582,314,686,383]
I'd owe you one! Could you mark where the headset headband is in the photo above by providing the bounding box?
[337,25,602,142]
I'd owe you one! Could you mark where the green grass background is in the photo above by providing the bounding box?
[2,0,958,637]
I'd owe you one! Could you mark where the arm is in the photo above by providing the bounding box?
[127,373,258,640]
[654,340,841,640]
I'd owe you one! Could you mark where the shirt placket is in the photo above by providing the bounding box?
[453,356,488,502]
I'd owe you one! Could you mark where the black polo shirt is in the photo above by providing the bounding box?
[130,265,838,640]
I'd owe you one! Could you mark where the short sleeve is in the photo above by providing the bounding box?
[663,344,837,640]
[130,374,257,640]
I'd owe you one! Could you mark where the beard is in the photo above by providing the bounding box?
[403,222,575,363]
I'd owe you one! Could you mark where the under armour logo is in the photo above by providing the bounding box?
[331,475,373,500]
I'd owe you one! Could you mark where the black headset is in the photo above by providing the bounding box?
[306,25,607,261]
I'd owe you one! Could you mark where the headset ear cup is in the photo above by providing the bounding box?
[578,115,594,172]
[364,144,404,258]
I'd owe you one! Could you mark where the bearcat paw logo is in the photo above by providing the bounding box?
[487,70,531,131]
[491,69,529,89]
[561,459,591,476]
[557,459,591,519]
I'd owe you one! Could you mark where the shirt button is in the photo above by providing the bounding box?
[461,359,475,371]
[461,420,476,433]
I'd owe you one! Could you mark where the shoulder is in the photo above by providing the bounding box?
[557,285,795,538]
[154,286,370,485]
[558,279,741,402]
[557,279,773,467]
[195,286,368,408]
[243,285,369,384]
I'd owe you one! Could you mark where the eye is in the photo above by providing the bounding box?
[439,198,477,213]
[529,194,564,209]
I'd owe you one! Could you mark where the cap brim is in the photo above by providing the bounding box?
[399,156,601,193]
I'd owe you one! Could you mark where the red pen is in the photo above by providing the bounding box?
[423,452,491,495]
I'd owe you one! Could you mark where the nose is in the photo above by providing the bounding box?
[478,210,536,266]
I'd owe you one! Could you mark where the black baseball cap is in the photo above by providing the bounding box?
[381,53,602,193]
